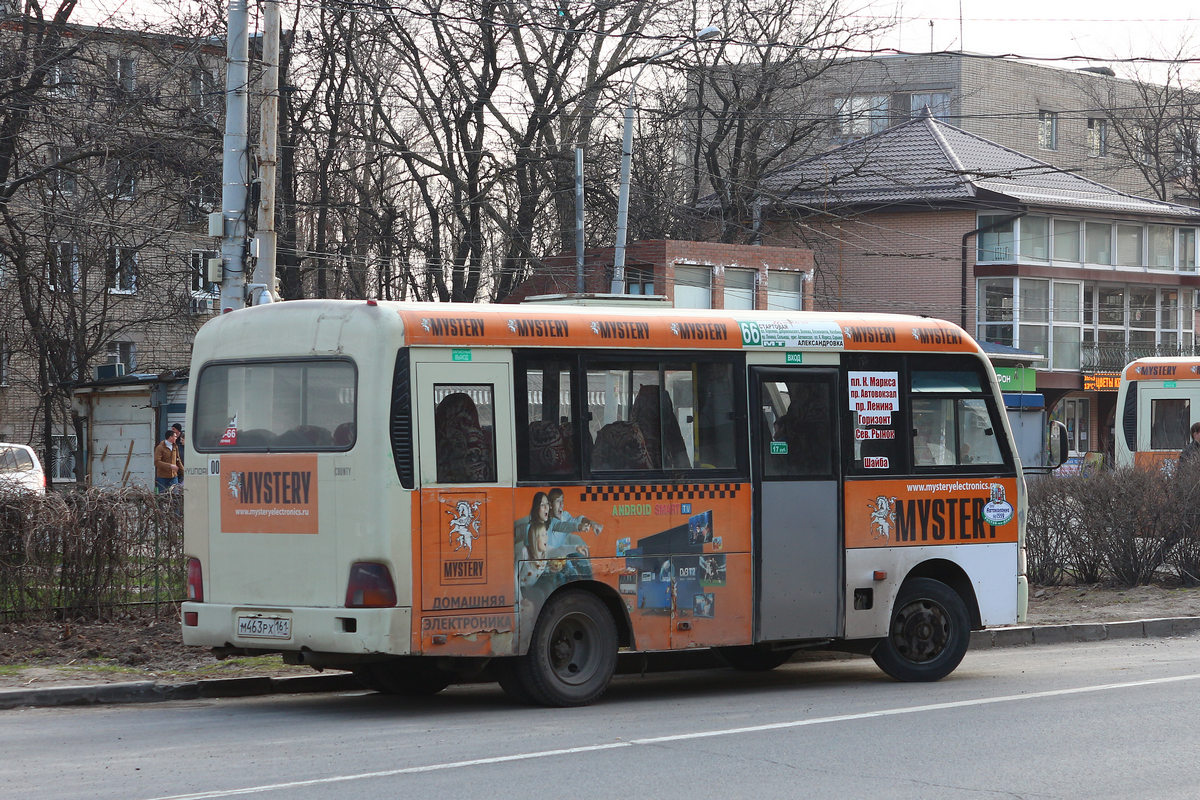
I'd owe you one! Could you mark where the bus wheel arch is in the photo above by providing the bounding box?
[872,571,973,682]
[901,559,982,629]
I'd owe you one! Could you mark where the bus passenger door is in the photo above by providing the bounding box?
[751,368,842,641]
[413,359,516,650]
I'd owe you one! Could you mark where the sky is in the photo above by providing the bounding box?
[854,0,1200,80]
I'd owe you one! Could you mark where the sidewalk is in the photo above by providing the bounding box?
[4,615,1200,710]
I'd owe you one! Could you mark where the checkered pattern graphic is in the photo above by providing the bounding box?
[581,483,742,502]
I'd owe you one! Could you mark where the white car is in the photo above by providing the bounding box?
[0,443,46,495]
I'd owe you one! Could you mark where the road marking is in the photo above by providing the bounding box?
[144,672,1200,799]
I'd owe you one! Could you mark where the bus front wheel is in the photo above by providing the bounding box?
[511,590,617,707]
[872,578,970,682]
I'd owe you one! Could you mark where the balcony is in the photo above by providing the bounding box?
[1080,343,1200,372]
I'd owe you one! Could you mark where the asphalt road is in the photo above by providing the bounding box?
[4,636,1200,800]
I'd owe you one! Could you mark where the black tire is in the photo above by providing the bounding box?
[716,644,793,671]
[353,661,452,696]
[511,591,618,707]
[493,658,535,704]
[872,577,970,682]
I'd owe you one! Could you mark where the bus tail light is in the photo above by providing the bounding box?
[346,562,397,608]
[186,558,204,602]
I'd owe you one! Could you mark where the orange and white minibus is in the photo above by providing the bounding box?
[1115,357,1200,470]
[181,300,1028,706]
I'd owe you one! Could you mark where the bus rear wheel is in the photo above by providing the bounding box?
[510,590,617,707]
[872,578,970,682]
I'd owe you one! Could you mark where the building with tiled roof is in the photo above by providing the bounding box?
[745,111,1200,461]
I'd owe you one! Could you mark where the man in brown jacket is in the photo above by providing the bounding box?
[154,429,182,493]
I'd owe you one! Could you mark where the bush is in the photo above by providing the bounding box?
[1026,466,1200,587]
[0,487,183,622]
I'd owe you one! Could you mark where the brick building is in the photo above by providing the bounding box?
[749,112,1200,460]
[0,20,225,483]
[504,240,815,311]
[816,53,1180,201]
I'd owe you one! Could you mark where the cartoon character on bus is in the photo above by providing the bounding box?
[868,495,897,541]
[447,500,482,556]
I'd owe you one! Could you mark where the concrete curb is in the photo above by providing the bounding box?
[5,617,1200,710]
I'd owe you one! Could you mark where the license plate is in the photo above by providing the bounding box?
[237,615,291,639]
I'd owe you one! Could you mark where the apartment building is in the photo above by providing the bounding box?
[818,53,1184,202]
[0,19,226,483]
[750,112,1200,460]
[504,240,814,311]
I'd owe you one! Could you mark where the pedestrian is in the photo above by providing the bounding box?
[1180,422,1200,469]
[171,423,185,484]
[154,428,183,493]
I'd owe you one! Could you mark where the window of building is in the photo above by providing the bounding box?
[1051,281,1082,370]
[904,91,951,120]
[1116,223,1143,267]
[977,277,1014,347]
[1052,219,1080,263]
[1020,215,1050,261]
[1051,398,1090,455]
[48,59,76,97]
[186,182,217,223]
[977,214,1014,262]
[107,246,137,293]
[50,433,77,482]
[106,340,136,373]
[47,146,75,197]
[48,241,78,292]
[1038,110,1058,150]
[1087,118,1107,157]
[190,250,219,294]
[1179,229,1197,271]
[1018,278,1049,358]
[189,67,219,109]
[723,269,755,310]
[625,269,655,296]
[1161,289,1180,352]
[1148,225,1174,270]
[673,265,712,308]
[835,94,889,139]
[105,158,135,199]
[107,55,136,92]
[0,339,9,387]
[1085,221,1112,265]
[767,271,803,310]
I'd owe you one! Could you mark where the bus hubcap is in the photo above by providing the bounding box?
[893,598,949,663]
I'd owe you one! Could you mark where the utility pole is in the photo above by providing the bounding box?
[252,0,280,304]
[219,0,250,312]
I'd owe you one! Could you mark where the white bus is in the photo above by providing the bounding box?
[1114,357,1200,469]
[182,300,1030,706]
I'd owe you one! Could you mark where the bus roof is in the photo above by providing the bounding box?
[390,302,981,353]
[203,300,983,355]
[1123,357,1200,381]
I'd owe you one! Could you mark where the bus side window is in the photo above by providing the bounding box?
[434,386,496,483]
[520,358,578,479]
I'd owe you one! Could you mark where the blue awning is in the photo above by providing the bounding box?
[1003,393,1044,409]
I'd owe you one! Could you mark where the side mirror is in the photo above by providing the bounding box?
[1047,420,1069,468]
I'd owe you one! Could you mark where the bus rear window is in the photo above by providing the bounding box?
[194,359,357,452]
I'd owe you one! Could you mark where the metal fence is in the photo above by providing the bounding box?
[1081,344,1200,372]
[0,488,184,622]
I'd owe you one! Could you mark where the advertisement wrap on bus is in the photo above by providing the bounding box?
[181,300,1031,706]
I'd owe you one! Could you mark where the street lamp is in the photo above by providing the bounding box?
[611,25,721,295]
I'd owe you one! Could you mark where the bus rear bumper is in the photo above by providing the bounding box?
[181,602,412,658]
